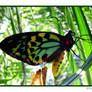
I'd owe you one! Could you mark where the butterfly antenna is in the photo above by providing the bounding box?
[75,43,84,53]
[75,37,92,43]
[50,16,59,21]
[80,34,91,37]
[71,49,87,62]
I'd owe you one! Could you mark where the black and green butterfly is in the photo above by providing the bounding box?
[0,31,76,77]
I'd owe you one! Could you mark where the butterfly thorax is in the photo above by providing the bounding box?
[63,31,75,51]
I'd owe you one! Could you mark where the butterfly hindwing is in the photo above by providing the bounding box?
[0,32,62,65]
[52,50,65,77]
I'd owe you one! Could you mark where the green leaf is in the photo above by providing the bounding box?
[61,52,92,85]
[73,7,92,58]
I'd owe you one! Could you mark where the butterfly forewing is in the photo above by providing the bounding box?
[0,32,62,65]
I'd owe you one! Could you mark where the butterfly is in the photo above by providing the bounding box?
[0,30,76,77]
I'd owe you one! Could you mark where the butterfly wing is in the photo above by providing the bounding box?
[52,50,65,77]
[0,32,63,65]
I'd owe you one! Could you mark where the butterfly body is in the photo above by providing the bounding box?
[0,31,75,77]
